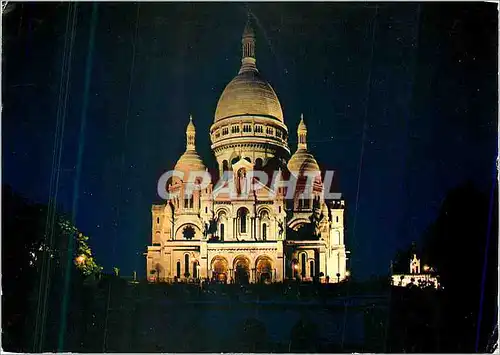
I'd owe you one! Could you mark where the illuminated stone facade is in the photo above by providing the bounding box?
[146,18,348,284]
[391,254,440,289]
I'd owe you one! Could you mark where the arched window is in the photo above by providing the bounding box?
[231,156,241,166]
[299,198,310,209]
[309,260,315,278]
[301,253,307,277]
[193,262,198,279]
[184,254,189,277]
[292,259,299,278]
[176,261,181,278]
[238,208,248,234]
[255,158,263,169]
[262,223,267,241]
[220,223,225,241]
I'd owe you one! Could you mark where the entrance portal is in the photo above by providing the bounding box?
[233,256,250,284]
[256,257,273,284]
[211,256,228,283]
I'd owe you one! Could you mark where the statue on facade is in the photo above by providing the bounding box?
[236,168,248,196]
[278,220,284,238]
[204,222,210,237]
[310,208,326,238]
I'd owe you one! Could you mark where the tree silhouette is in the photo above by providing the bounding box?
[2,185,103,352]
[388,181,498,352]
[421,181,498,352]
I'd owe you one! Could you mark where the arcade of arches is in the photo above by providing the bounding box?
[209,255,276,284]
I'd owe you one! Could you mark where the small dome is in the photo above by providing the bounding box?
[214,70,284,123]
[174,150,206,174]
[287,149,320,174]
[174,115,206,176]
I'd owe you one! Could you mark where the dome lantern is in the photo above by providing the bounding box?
[186,114,196,150]
[297,113,308,150]
[240,13,257,74]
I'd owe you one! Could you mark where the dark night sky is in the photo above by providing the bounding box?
[2,2,497,279]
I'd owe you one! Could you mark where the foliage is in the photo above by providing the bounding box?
[2,185,103,351]
[73,230,103,276]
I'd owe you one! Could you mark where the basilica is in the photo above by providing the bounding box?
[146,18,348,284]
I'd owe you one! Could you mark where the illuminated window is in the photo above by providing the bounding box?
[238,208,248,234]
[184,254,189,277]
[292,259,299,278]
[193,262,198,279]
[299,198,310,209]
[301,253,306,277]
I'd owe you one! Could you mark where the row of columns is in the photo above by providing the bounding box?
[219,215,272,241]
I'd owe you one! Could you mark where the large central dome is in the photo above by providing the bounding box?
[210,16,290,177]
[214,69,284,123]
